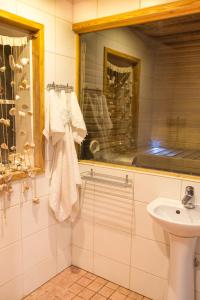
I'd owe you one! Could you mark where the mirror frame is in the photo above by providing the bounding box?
[73,0,200,179]
[0,9,44,180]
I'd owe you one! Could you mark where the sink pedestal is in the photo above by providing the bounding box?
[167,234,197,300]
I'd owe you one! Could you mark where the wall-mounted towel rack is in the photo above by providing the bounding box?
[81,168,132,188]
[46,82,73,93]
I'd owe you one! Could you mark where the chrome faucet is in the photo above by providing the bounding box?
[182,186,195,209]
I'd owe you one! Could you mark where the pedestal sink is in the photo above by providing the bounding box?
[147,197,200,300]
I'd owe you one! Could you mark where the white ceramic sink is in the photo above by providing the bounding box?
[147,197,200,300]
[147,197,200,237]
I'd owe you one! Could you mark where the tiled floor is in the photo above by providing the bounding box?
[23,266,151,300]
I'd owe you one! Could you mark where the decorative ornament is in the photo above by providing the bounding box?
[15,94,20,100]
[18,111,26,117]
[15,63,23,72]
[1,143,8,150]
[32,197,40,204]
[10,81,15,87]
[20,58,29,66]
[0,66,6,72]
[3,173,13,183]
[9,107,17,116]
[10,146,16,151]
[23,181,30,192]
[4,119,10,127]
[19,85,24,91]
[24,142,32,150]
[20,130,26,136]
[22,104,29,110]
[28,169,36,178]
[9,55,15,70]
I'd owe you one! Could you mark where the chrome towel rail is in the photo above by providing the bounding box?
[81,168,132,188]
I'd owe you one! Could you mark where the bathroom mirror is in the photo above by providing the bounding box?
[77,4,200,176]
[0,10,44,180]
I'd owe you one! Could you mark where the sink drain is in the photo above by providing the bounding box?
[176,210,181,214]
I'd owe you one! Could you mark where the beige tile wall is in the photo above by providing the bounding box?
[72,0,180,22]
[0,0,74,299]
[74,163,200,300]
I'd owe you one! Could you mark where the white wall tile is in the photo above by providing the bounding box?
[97,0,140,18]
[0,242,22,286]
[130,267,167,300]
[72,218,93,250]
[140,0,179,9]
[22,225,57,271]
[45,51,56,85]
[19,0,55,15]
[0,275,23,300]
[21,195,55,238]
[17,2,56,52]
[134,173,181,203]
[55,55,75,86]
[23,256,57,296]
[94,224,131,265]
[36,174,50,197]
[131,236,169,279]
[94,253,130,288]
[55,18,75,57]
[57,250,71,273]
[134,200,169,244]
[0,0,17,13]
[72,245,93,272]
[73,0,97,23]
[57,221,71,251]
[0,206,21,249]
[0,181,21,210]
[56,221,72,272]
[56,0,72,22]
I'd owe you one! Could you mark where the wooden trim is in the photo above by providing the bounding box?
[74,0,200,180]
[79,160,200,182]
[73,0,200,33]
[103,47,140,149]
[75,34,80,97]
[0,9,44,180]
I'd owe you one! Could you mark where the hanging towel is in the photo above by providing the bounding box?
[43,89,87,222]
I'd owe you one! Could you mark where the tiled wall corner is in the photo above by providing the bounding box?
[76,163,200,300]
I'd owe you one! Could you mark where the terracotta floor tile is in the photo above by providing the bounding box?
[117,287,130,296]
[23,266,151,300]
[109,291,126,300]
[99,286,114,297]
[87,281,104,292]
[105,282,119,290]
[85,272,97,280]
[63,290,76,299]
[95,277,108,285]
[127,291,143,300]
[91,294,107,300]
[78,276,93,287]
[69,283,84,294]
[78,287,96,299]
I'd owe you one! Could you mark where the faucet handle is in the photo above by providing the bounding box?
[185,186,194,197]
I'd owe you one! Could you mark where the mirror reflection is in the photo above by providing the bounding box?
[79,13,200,175]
